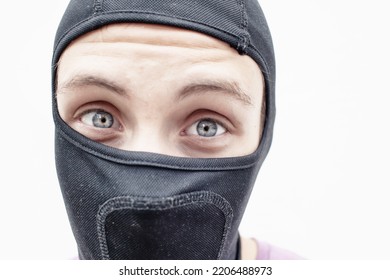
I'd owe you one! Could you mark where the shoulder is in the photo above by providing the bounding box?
[254,239,304,260]
[241,237,305,260]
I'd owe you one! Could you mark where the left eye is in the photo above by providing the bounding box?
[186,118,226,137]
[80,110,114,128]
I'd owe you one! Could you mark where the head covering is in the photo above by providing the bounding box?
[52,0,275,260]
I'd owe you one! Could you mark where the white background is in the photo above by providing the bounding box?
[0,0,389,259]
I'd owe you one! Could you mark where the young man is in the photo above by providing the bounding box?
[52,0,301,259]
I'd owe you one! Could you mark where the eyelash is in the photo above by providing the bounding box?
[78,109,228,135]
[183,118,227,137]
[73,102,232,145]
[73,103,124,141]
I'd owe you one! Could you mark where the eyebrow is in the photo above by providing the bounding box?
[178,80,253,106]
[57,75,253,106]
[57,75,127,97]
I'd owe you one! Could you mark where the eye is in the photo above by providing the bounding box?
[186,118,226,137]
[80,110,114,128]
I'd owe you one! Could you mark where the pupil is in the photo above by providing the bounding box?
[197,119,217,137]
[92,111,113,128]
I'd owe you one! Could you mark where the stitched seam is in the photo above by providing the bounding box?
[237,0,249,53]
[93,0,103,15]
[96,192,233,260]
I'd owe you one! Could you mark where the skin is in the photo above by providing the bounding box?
[56,23,265,259]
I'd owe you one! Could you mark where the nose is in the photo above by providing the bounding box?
[120,127,177,156]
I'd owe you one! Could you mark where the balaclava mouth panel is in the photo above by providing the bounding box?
[52,0,275,260]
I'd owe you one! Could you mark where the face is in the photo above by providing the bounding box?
[56,23,264,158]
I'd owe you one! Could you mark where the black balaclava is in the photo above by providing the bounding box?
[52,0,275,260]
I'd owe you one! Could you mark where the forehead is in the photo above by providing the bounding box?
[69,23,233,50]
[58,23,264,104]
[60,23,261,71]
[60,23,236,69]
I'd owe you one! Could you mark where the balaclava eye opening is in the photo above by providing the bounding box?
[52,0,275,260]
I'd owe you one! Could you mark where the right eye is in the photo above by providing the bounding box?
[80,110,114,128]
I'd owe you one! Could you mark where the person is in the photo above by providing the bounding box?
[52,0,302,260]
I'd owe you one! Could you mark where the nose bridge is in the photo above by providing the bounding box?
[131,133,162,154]
[120,61,176,154]
[121,116,172,155]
